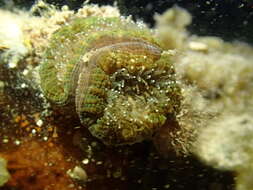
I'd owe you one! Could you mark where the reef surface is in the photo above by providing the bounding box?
[0,1,252,190]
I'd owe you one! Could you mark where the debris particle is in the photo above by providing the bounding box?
[36,119,43,127]
[14,140,21,145]
[67,166,88,182]
[2,139,9,144]
[112,168,122,178]
[188,41,208,52]
[82,159,89,165]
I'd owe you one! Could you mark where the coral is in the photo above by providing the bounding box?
[2,3,252,189]
[194,114,253,170]
[39,16,182,146]
[154,6,191,50]
[175,36,253,110]
[154,8,253,190]
[194,113,253,190]
[236,167,253,190]
[0,9,28,68]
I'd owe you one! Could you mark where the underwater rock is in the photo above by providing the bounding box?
[39,16,182,146]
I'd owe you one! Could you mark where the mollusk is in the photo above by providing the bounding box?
[39,17,181,145]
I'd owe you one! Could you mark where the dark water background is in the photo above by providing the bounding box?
[1,0,253,45]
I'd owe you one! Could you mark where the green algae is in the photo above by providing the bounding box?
[0,157,10,187]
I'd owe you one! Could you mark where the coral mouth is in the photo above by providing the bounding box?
[76,49,181,145]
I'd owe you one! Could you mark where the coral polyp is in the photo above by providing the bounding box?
[39,17,181,145]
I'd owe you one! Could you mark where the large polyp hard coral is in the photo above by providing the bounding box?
[39,16,182,146]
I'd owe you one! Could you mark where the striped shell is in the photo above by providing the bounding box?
[39,17,181,145]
